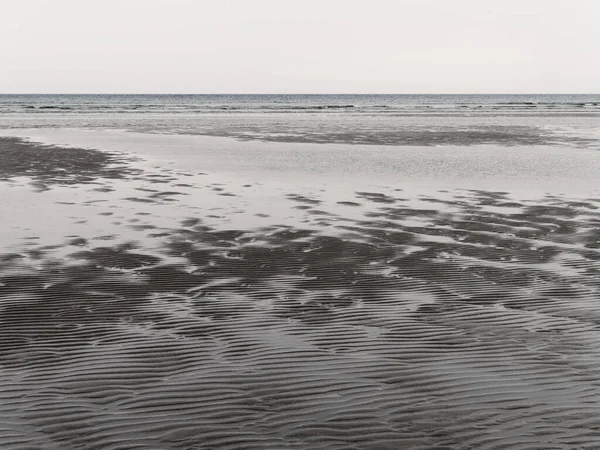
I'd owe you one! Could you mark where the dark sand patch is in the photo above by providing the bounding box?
[287,194,322,205]
[92,235,117,241]
[129,224,158,231]
[181,218,202,227]
[68,237,88,246]
[148,232,172,238]
[355,191,397,204]
[124,197,157,203]
[149,191,188,198]
[307,209,334,216]
[0,137,138,189]
[91,186,115,193]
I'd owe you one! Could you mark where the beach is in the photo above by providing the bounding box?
[2,95,600,449]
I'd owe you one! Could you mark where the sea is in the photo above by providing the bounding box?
[1,93,600,146]
[2,93,600,114]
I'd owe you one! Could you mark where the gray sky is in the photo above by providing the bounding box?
[2,0,599,94]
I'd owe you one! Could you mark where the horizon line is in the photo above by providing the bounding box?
[1,92,599,96]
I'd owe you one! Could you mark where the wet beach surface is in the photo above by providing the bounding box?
[2,136,600,449]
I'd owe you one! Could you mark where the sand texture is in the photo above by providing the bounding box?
[2,137,600,449]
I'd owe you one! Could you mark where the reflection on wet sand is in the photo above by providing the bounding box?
[2,137,600,449]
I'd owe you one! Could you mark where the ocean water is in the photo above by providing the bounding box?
[2,93,600,114]
[1,94,600,146]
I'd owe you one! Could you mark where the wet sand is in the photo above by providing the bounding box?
[2,136,600,449]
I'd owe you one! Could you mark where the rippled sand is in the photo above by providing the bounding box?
[2,137,600,449]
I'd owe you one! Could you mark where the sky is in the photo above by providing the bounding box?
[1,0,599,94]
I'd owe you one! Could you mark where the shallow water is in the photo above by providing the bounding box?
[1,112,600,448]
[2,128,600,197]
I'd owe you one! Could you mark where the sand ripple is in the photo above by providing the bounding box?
[2,138,600,449]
